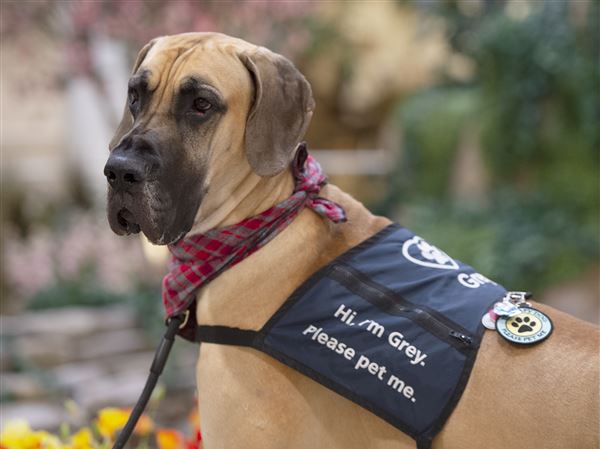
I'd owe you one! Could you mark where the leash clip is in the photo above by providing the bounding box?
[178,309,190,329]
[167,309,190,330]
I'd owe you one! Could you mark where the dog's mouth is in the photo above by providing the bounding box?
[116,208,141,235]
[108,199,146,237]
[108,198,180,245]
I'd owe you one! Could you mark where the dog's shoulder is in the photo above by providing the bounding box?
[317,183,392,263]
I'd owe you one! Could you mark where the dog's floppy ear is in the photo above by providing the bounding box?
[109,39,157,150]
[240,49,315,177]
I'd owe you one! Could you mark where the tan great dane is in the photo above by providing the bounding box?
[104,33,599,449]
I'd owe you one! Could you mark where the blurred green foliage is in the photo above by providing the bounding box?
[27,266,124,310]
[472,2,599,223]
[401,192,595,291]
[379,1,599,291]
[386,87,478,198]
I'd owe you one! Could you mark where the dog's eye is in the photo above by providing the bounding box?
[128,89,139,108]
[193,98,212,113]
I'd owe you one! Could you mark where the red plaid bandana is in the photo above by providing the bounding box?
[162,144,346,340]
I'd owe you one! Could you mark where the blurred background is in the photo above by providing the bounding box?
[1,0,598,444]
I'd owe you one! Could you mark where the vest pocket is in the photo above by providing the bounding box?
[328,263,477,353]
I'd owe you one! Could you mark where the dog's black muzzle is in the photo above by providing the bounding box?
[104,133,162,236]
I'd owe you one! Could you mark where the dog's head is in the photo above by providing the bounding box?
[104,33,314,244]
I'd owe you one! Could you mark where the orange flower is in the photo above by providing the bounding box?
[187,407,202,448]
[187,409,200,431]
[156,429,185,449]
[124,408,155,436]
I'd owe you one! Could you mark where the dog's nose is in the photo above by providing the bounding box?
[104,153,147,190]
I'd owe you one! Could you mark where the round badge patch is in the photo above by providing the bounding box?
[495,307,553,345]
[481,312,496,330]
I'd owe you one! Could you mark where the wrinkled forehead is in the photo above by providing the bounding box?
[136,34,253,102]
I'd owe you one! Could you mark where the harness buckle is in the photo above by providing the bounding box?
[504,291,533,307]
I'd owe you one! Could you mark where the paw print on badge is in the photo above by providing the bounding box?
[506,313,542,336]
[511,316,536,333]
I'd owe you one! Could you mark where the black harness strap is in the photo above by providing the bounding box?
[417,436,433,449]
[195,325,259,346]
[193,324,434,449]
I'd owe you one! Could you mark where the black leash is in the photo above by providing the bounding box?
[111,314,184,449]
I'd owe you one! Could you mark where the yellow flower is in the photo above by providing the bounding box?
[0,420,67,449]
[95,408,129,439]
[0,419,37,449]
[33,432,62,449]
[70,428,94,449]
[95,407,154,440]
[155,429,185,449]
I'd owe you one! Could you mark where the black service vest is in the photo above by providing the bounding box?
[195,224,507,449]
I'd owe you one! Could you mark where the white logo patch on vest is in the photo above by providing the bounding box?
[402,236,500,290]
[402,236,459,270]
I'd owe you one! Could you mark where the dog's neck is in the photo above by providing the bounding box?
[188,165,294,236]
